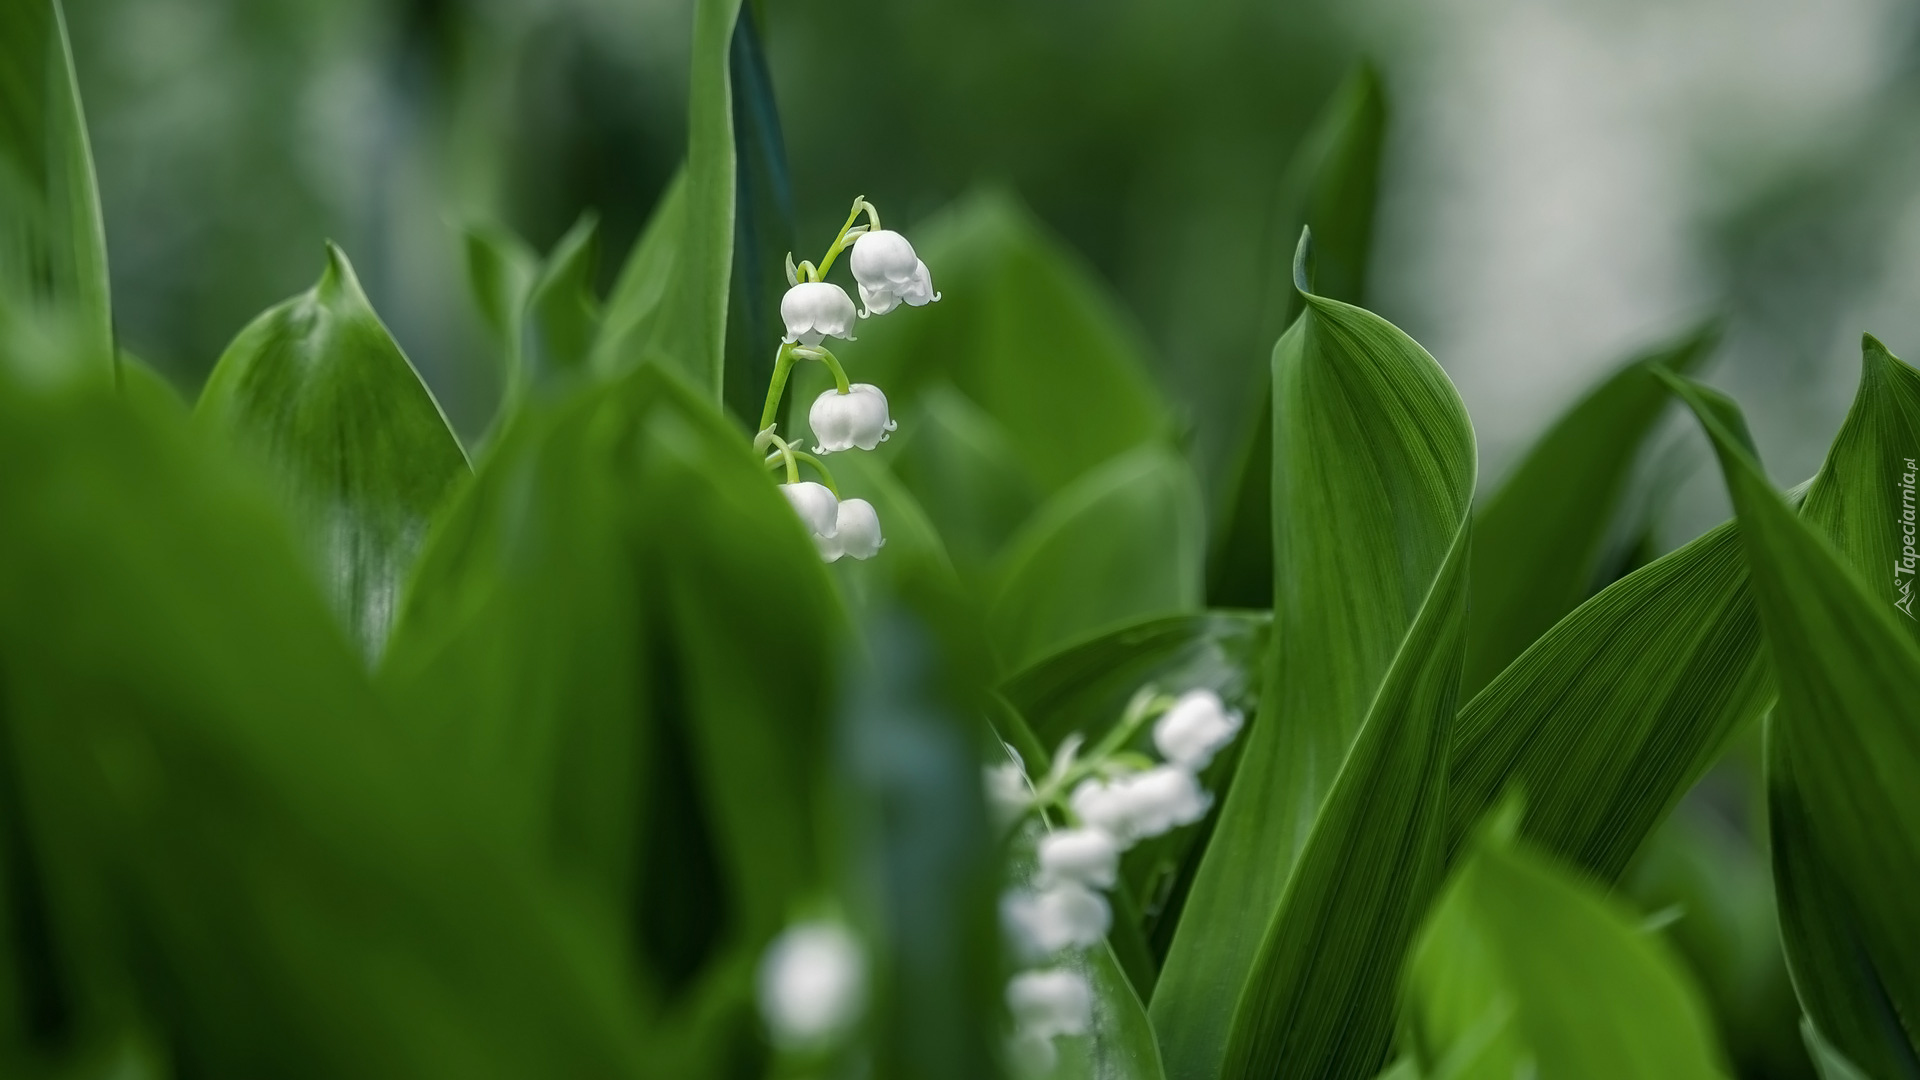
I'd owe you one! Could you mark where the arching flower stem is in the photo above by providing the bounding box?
[758,431,839,495]
[793,344,853,394]
[760,343,797,432]
[810,197,879,282]
[1024,688,1173,815]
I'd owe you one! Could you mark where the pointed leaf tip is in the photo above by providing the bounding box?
[1292,226,1315,297]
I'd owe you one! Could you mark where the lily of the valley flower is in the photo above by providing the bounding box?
[1006,969,1093,1075]
[781,281,858,346]
[817,498,885,563]
[810,384,897,453]
[1036,827,1119,890]
[756,920,867,1049]
[1002,882,1111,957]
[1068,765,1211,845]
[1153,689,1244,771]
[850,229,939,316]
[780,481,839,541]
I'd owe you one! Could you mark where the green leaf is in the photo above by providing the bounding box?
[1405,824,1727,1080]
[721,6,797,426]
[841,191,1169,494]
[194,244,470,662]
[1662,358,1920,1078]
[523,213,603,386]
[592,0,743,400]
[1444,514,1771,880]
[462,221,538,420]
[1156,230,1475,1080]
[0,0,111,378]
[1462,323,1720,696]
[1210,62,1388,609]
[987,445,1204,672]
[0,372,655,1078]
[1804,1018,1875,1080]
[890,384,1043,581]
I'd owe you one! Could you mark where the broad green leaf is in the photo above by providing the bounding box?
[0,0,111,378]
[592,0,742,399]
[1157,230,1475,1080]
[1662,362,1920,1077]
[1210,62,1387,608]
[1463,323,1719,695]
[523,212,602,386]
[722,6,798,426]
[1000,612,1271,972]
[1405,825,1726,1080]
[462,220,537,423]
[843,191,1169,494]
[1444,515,1771,880]
[988,445,1204,672]
[890,384,1043,581]
[195,244,470,661]
[819,449,965,618]
[0,371,655,1078]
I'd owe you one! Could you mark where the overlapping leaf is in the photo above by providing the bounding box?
[721,6,797,425]
[1662,357,1920,1078]
[1156,231,1475,1080]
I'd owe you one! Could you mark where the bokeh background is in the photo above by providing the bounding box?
[60,3,1920,1076]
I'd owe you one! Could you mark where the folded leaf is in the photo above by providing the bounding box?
[1464,322,1720,696]
[195,244,470,661]
[721,6,797,425]
[1662,358,1920,1077]
[1156,229,1475,1080]
[1405,824,1727,1080]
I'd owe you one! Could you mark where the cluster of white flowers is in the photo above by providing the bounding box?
[758,197,938,563]
[988,688,1243,1075]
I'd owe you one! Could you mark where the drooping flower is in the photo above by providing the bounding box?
[810,384,897,453]
[826,498,885,562]
[756,920,867,1049]
[781,281,857,346]
[1002,882,1111,957]
[1069,766,1212,846]
[780,481,839,541]
[1005,968,1093,1073]
[849,229,939,316]
[1153,689,1244,771]
[1036,827,1120,890]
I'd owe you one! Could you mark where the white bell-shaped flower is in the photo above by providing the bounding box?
[756,920,867,1049]
[850,229,940,316]
[1069,766,1212,846]
[985,758,1032,826]
[810,384,897,453]
[1006,969,1093,1077]
[1002,882,1111,957]
[781,481,838,541]
[1037,827,1120,890]
[781,281,858,346]
[1153,689,1244,771]
[823,498,884,562]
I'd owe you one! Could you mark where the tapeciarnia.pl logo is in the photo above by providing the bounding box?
[1898,456,1917,619]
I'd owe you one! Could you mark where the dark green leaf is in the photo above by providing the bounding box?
[1805,1018,1874,1080]
[987,445,1204,672]
[195,244,470,661]
[1210,62,1388,608]
[889,384,1042,582]
[1662,359,1920,1078]
[1463,322,1720,696]
[1156,230,1475,1080]
[0,0,111,379]
[722,6,797,426]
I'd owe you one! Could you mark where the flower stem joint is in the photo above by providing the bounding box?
[762,197,940,562]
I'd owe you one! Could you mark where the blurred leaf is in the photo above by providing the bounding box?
[1662,359,1920,1078]
[593,0,743,400]
[1463,322,1720,696]
[1804,1018,1874,1080]
[524,213,602,385]
[195,244,470,661]
[1210,62,1387,609]
[1157,230,1474,1080]
[987,445,1203,672]
[890,385,1042,581]
[819,450,964,616]
[845,191,1169,494]
[462,221,537,423]
[0,0,111,379]
[0,372,655,1078]
[1405,824,1727,1080]
[1444,514,1771,880]
[722,6,797,426]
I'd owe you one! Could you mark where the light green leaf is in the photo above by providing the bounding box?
[1464,322,1720,695]
[524,212,602,385]
[194,244,469,662]
[595,169,686,375]
[890,384,1043,581]
[0,0,111,378]
[1211,62,1388,608]
[1662,358,1920,1078]
[1405,825,1727,1080]
[988,445,1204,672]
[841,191,1169,494]
[462,221,537,419]
[1156,229,1475,1080]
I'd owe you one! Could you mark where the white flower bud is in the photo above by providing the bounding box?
[1153,690,1244,771]
[781,281,857,346]
[780,481,838,540]
[1002,883,1111,957]
[1069,766,1212,846]
[810,384,897,453]
[1007,969,1093,1040]
[1037,828,1119,890]
[985,758,1033,826]
[850,230,940,316]
[828,498,884,561]
[757,920,866,1048]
